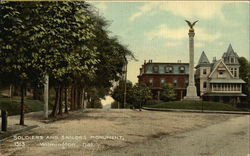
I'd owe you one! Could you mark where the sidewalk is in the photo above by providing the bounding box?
[142,107,250,115]
[0,111,45,141]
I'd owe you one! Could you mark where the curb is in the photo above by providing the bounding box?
[142,107,250,115]
[0,125,39,141]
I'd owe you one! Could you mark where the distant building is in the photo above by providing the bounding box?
[137,60,189,100]
[195,44,246,104]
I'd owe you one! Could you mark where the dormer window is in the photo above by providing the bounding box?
[179,66,185,73]
[153,66,159,73]
[231,58,234,63]
[165,66,173,73]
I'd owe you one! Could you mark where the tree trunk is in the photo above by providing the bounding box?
[76,88,81,109]
[9,84,12,98]
[1,110,8,131]
[81,88,84,110]
[51,87,59,117]
[70,86,75,111]
[74,86,78,110]
[43,75,49,119]
[20,84,25,125]
[58,86,63,115]
[64,87,68,113]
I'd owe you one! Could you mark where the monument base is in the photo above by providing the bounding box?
[183,96,201,101]
[183,85,201,101]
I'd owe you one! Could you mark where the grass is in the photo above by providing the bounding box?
[147,101,241,111]
[0,96,52,116]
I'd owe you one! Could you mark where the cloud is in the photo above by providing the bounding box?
[129,3,158,22]
[145,24,221,42]
[195,42,204,48]
[165,41,182,47]
[93,2,107,13]
[145,24,186,40]
[129,2,227,22]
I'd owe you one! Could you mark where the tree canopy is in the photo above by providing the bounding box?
[0,1,134,121]
[160,83,176,102]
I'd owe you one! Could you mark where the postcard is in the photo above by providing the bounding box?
[0,1,249,156]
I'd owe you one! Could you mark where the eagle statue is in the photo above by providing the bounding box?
[185,20,198,31]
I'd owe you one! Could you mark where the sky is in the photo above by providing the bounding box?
[89,1,250,105]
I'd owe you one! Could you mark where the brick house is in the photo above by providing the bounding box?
[137,60,189,100]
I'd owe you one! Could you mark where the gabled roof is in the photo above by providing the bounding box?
[211,60,220,70]
[208,59,234,78]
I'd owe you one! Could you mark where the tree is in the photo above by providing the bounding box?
[0,2,45,125]
[111,80,133,108]
[1,1,136,121]
[238,57,250,104]
[130,83,152,110]
[160,83,176,102]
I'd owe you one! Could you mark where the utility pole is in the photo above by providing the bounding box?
[123,57,128,109]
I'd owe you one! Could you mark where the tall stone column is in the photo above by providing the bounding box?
[184,20,200,101]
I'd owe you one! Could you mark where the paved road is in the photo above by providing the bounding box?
[97,115,250,156]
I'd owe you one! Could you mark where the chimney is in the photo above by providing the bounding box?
[144,60,146,64]
[213,57,217,63]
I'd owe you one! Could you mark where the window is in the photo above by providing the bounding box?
[230,68,234,75]
[179,66,185,73]
[231,58,234,63]
[203,82,207,88]
[214,84,217,90]
[219,71,223,75]
[203,69,207,75]
[153,66,159,73]
[165,66,173,73]
[185,80,189,87]
[147,78,154,87]
[160,79,165,87]
[173,79,177,87]
[234,68,237,77]
[149,78,153,84]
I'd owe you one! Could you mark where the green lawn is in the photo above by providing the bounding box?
[147,101,241,111]
[0,96,52,116]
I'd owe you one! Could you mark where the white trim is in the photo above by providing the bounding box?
[208,59,234,78]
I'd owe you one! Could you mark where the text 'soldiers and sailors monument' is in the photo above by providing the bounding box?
[183,20,201,101]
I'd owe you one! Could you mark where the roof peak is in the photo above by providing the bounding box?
[227,43,234,53]
[198,51,210,65]
[223,43,238,58]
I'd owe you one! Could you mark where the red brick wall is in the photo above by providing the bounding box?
[138,74,189,100]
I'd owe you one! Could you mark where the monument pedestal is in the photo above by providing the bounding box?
[184,86,201,101]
